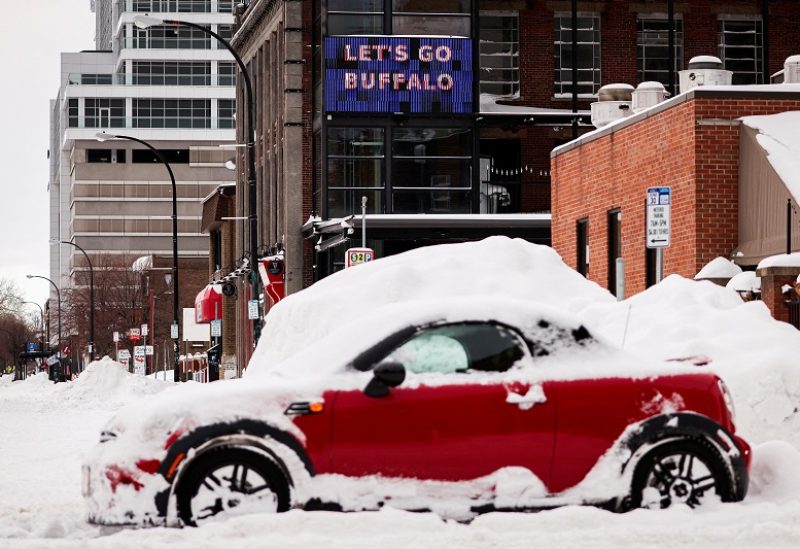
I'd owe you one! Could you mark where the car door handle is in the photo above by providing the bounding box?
[505,385,547,410]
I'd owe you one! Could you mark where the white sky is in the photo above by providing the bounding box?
[0,2,95,306]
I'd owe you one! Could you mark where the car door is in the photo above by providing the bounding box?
[329,322,556,485]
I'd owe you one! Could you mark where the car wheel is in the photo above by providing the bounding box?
[630,439,734,509]
[176,447,291,526]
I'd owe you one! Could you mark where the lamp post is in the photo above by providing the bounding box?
[96,131,181,382]
[26,275,61,362]
[55,240,95,363]
[134,14,262,349]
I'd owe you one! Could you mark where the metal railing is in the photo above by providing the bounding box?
[121,0,234,13]
[66,116,234,130]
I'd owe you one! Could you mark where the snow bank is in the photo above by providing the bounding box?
[726,271,761,293]
[249,237,613,376]
[695,257,742,279]
[581,275,800,447]
[757,251,800,270]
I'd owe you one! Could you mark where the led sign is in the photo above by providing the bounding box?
[325,36,473,114]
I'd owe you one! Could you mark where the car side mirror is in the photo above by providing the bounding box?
[364,361,406,398]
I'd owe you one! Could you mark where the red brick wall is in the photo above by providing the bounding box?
[552,95,800,297]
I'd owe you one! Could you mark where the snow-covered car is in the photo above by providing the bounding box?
[82,299,750,527]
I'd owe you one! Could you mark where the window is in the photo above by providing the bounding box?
[217,24,233,42]
[480,12,520,97]
[218,62,235,86]
[637,16,683,86]
[328,0,384,35]
[392,0,471,37]
[391,127,472,214]
[577,218,589,276]
[132,149,190,163]
[68,99,79,128]
[718,17,763,85]
[132,61,211,85]
[131,1,213,13]
[379,323,526,374]
[132,99,211,128]
[218,99,235,129]
[607,209,621,296]
[554,13,601,97]
[80,73,113,85]
[87,149,112,163]
[84,98,125,128]
[128,24,211,49]
[327,127,385,217]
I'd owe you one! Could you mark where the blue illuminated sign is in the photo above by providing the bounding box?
[325,36,473,114]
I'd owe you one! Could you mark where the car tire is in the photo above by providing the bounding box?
[629,438,735,510]
[176,446,291,526]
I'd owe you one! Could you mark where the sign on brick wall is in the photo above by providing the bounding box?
[646,186,671,248]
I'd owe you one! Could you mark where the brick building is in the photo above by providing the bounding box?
[201,0,800,370]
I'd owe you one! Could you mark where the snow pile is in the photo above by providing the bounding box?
[694,256,742,279]
[249,237,613,376]
[726,271,761,294]
[581,275,800,446]
[62,357,169,406]
[741,111,800,204]
[757,251,800,270]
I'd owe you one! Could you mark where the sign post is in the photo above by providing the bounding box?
[646,186,672,283]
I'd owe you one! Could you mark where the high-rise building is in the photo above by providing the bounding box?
[49,0,237,362]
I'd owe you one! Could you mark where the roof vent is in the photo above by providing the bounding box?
[679,55,732,92]
[632,81,668,113]
[591,83,634,128]
[784,55,800,84]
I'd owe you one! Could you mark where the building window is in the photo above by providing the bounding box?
[68,99,79,128]
[327,127,385,218]
[391,127,472,214]
[392,0,471,37]
[128,24,211,49]
[554,13,601,97]
[217,24,233,42]
[85,98,125,128]
[132,99,211,129]
[718,17,763,85]
[218,99,235,129]
[132,61,211,85]
[577,218,589,276]
[607,209,621,296]
[87,149,113,163]
[218,62,235,86]
[327,0,385,35]
[637,16,683,86]
[79,73,113,85]
[480,12,520,97]
[132,149,190,164]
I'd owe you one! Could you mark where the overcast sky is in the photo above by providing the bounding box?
[0,2,95,306]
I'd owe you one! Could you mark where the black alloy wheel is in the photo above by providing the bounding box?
[176,447,291,526]
[630,439,735,509]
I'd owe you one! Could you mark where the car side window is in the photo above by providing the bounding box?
[380,323,526,375]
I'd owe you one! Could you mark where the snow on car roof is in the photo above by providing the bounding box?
[247,237,615,378]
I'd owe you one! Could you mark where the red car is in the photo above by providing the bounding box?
[82,301,750,526]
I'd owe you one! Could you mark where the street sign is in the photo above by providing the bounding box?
[113,331,119,343]
[133,346,146,376]
[646,186,671,249]
[346,247,375,268]
[211,319,222,337]
[141,324,149,337]
[171,322,179,339]
[117,349,131,368]
[144,345,154,356]
[26,342,38,353]
[247,300,260,320]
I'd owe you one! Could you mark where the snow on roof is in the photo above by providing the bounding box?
[695,257,743,280]
[741,111,800,205]
[757,251,800,270]
[247,237,614,377]
[726,271,761,293]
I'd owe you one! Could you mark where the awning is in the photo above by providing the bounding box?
[194,284,222,324]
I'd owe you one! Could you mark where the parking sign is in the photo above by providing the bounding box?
[646,187,671,249]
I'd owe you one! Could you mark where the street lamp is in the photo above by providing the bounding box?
[53,240,95,363]
[26,275,61,363]
[96,131,181,382]
[134,14,262,348]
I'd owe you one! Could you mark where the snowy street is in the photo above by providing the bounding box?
[3,240,800,547]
